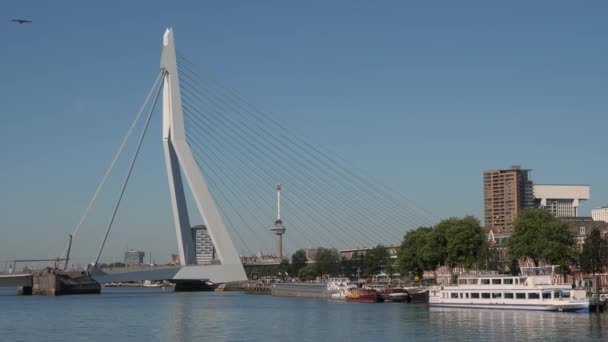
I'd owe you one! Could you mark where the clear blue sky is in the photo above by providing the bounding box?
[1,1,607,265]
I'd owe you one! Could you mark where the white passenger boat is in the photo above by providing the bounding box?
[429,266,589,312]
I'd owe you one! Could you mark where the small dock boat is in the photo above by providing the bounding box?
[378,287,411,303]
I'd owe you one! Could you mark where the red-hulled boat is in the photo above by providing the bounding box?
[346,287,379,303]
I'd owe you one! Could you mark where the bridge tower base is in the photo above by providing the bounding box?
[173,279,216,292]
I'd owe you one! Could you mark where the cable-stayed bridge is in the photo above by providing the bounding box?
[1,28,436,288]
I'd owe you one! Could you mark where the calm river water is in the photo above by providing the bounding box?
[1,287,607,341]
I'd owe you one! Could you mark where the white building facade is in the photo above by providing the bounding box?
[592,206,608,223]
[533,184,590,217]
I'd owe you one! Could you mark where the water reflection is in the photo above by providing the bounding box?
[430,307,608,341]
[1,290,607,341]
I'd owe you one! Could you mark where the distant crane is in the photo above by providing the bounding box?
[11,19,32,24]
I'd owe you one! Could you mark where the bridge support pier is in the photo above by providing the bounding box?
[15,269,101,296]
[17,286,32,295]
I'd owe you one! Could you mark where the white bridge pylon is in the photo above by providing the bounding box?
[161,28,247,281]
[90,29,247,284]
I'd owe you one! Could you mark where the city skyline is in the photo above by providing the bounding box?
[2,1,608,262]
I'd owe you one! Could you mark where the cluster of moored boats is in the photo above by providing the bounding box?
[326,278,416,303]
[325,266,590,312]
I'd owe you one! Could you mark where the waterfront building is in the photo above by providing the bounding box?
[304,248,319,261]
[592,206,608,223]
[191,225,215,265]
[124,250,145,265]
[487,231,511,273]
[241,250,281,265]
[561,217,608,250]
[483,166,534,232]
[339,245,399,260]
[533,184,590,217]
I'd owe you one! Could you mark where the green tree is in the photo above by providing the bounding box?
[428,221,450,267]
[340,256,354,277]
[314,247,340,276]
[363,245,392,276]
[444,216,485,269]
[580,227,608,275]
[397,227,433,278]
[297,264,317,281]
[279,259,290,280]
[399,217,487,278]
[290,249,308,276]
[507,209,577,272]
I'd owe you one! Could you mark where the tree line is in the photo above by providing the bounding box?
[396,215,490,278]
[397,209,608,278]
[249,245,396,280]
[249,208,608,281]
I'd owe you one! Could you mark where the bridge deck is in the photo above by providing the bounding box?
[0,274,33,287]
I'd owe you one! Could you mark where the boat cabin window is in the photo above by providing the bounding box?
[481,279,490,285]
[458,279,467,285]
[528,293,540,299]
[459,293,464,298]
[516,293,526,299]
[504,293,514,299]
[503,279,513,285]
[492,293,502,299]
[542,292,551,300]
[514,279,519,284]
[492,279,501,285]
[465,293,469,299]
[467,279,478,285]
[562,292,571,298]
[481,293,491,299]
[451,293,459,299]
[471,293,480,299]
[554,291,561,299]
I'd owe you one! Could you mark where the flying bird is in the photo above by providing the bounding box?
[12,19,32,24]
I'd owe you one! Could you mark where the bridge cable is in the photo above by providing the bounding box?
[175,61,434,231]
[174,52,438,254]
[176,53,438,226]
[179,77,404,246]
[180,87,408,245]
[60,72,164,266]
[183,112,338,250]
[181,102,375,248]
[180,81,396,248]
[93,71,165,266]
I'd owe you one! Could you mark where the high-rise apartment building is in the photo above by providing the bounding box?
[192,225,215,265]
[483,166,533,232]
